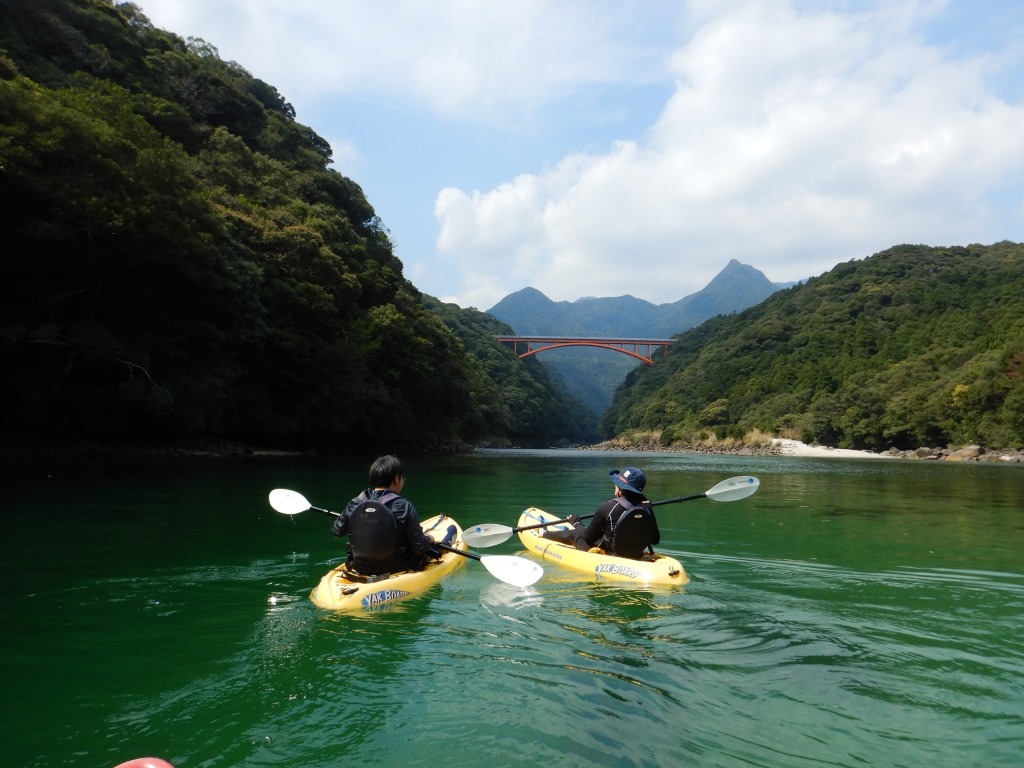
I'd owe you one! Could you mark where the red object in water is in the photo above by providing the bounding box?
[112,759,174,768]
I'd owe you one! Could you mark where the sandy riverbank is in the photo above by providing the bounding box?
[769,439,892,459]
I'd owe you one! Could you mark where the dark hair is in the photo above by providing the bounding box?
[369,454,404,487]
[619,488,646,505]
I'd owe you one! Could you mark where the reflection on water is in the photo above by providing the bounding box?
[478,581,545,613]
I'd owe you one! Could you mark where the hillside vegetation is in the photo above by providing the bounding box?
[0,0,595,450]
[601,243,1024,451]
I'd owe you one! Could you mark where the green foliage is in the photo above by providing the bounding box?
[601,243,1024,450]
[0,0,580,449]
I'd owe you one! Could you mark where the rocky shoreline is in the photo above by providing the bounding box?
[581,436,1024,464]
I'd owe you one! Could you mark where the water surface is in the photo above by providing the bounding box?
[2,450,1022,767]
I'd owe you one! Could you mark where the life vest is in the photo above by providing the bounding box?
[607,499,655,558]
[346,490,401,563]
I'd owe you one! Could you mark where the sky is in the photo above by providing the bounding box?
[137,0,1024,310]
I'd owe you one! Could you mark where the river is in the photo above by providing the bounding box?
[3,449,1022,767]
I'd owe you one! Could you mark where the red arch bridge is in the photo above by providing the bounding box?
[496,335,673,365]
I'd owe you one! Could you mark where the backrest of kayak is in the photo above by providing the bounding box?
[609,500,656,559]
[347,491,400,562]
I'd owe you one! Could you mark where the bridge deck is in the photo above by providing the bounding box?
[496,335,673,365]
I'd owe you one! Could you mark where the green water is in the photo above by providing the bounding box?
[2,450,1022,767]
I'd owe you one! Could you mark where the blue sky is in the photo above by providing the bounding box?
[139,0,1024,310]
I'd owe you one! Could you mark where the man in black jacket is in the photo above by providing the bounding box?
[332,455,440,575]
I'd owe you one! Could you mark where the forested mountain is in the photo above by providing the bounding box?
[487,259,791,338]
[601,243,1024,451]
[486,260,792,415]
[0,0,595,450]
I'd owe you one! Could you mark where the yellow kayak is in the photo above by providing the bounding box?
[309,514,466,610]
[516,507,689,586]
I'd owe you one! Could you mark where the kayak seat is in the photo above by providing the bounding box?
[347,499,399,563]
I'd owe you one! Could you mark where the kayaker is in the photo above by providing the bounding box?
[332,455,442,575]
[544,467,661,559]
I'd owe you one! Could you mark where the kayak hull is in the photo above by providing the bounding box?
[516,507,689,586]
[309,514,466,610]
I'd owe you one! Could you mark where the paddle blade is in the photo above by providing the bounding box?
[706,476,760,502]
[269,488,312,515]
[463,524,515,548]
[482,555,544,587]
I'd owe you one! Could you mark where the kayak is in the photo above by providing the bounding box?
[309,514,467,610]
[516,507,689,586]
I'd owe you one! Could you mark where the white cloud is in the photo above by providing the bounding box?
[433,1,1024,307]
[140,0,679,121]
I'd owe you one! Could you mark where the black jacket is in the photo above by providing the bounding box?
[332,489,435,574]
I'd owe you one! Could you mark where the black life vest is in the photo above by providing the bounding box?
[347,490,401,563]
[607,499,655,559]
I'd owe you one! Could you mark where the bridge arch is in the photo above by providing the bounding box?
[496,336,672,365]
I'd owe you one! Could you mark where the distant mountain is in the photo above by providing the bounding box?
[486,261,794,415]
[487,260,792,338]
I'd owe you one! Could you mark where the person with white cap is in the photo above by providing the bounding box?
[542,467,661,559]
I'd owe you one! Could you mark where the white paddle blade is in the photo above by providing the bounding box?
[463,524,515,548]
[482,555,543,587]
[268,488,312,515]
[706,476,760,502]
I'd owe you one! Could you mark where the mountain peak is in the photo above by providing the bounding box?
[706,259,774,289]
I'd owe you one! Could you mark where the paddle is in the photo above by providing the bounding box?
[462,475,760,548]
[268,489,543,587]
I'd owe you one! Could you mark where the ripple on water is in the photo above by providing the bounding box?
[46,549,1024,767]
